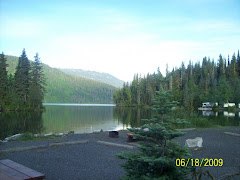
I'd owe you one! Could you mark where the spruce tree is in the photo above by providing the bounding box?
[117,87,190,180]
[14,49,31,105]
[28,53,46,109]
[0,52,9,107]
[237,50,240,76]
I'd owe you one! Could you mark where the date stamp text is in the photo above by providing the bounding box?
[176,158,223,167]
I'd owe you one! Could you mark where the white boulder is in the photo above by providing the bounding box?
[44,133,53,136]
[4,134,22,142]
[185,137,203,148]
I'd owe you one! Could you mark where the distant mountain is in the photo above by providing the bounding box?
[59,68,124,88]
[5,55,116,103]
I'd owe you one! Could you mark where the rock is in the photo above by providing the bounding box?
[224,132,240,137]
[34,134,39,137]
[58,133,64,136]
[68,131,74,134]
[97,141,135,149]
[4,134,22,141]
[176,128,196,132]
[44,133,53,136]
[185,137,203,148]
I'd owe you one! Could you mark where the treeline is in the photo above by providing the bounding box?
[0,49,46,111]
[5,55,116,104]
[113,50,240,110]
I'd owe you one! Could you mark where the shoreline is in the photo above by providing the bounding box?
[0,126,238,142]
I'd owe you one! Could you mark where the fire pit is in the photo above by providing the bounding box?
[109,131,119,138]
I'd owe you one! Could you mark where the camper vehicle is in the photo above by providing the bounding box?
[202,102,213,108]
[223,103,235,108]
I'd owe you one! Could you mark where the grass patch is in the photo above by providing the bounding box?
[9,132,56,141]
[189,117,212,128]
[5,146,25,151]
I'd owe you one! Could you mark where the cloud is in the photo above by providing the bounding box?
[41,29,239,82]
[1,2,239,82]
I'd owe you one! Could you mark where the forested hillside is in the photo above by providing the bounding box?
[114,51,240,110]
[6,55,116,103]
[59,68,124,88]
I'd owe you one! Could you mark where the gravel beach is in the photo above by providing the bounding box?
[0,127,239,180]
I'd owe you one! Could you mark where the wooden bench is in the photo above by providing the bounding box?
[0,159,45,180]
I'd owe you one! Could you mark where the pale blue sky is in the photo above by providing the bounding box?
[0,0,239,81]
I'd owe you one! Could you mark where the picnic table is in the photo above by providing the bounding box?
[127,133,136,142]
[0,159,45,180]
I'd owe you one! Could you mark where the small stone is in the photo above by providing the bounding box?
[44,133,53,136]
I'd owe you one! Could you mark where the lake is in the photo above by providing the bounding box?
[0,104,239,140]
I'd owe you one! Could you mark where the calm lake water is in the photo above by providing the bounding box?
[0,104,239,140]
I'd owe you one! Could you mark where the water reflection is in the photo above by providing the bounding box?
[202,110,240,118]
[1,105,239,140]
[113,107,151,128]
[42,105,118,134]
[0,111,44,140]
[202,111,214,116]
[201,111,240,127]
[223,111,235,117]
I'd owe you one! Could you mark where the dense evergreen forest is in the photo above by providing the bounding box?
[2,51,116,106]
[113,51,240,110]
[0,49,45,111]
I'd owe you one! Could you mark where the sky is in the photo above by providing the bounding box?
[0,0,239,82]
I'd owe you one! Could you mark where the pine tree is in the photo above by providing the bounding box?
[28,53,46,109]
[137,74,141,105]
[217,54,226,78]
[229,53,238,78]
[0,52,9,107]
[117,88,190,180]
[7,74,15,104]
[131,74,138,104]
[14,49,31,105]
[237,50,240,76]
[217,78,232,104]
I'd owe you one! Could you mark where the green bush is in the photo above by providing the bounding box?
[190,117,212,128]
[16,132,35,141]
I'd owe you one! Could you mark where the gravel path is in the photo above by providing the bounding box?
[0,127,239,180]
[174,126,240,179]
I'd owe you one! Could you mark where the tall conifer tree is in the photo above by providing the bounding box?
[0,53,9,106]
[237,50,240,76]
[117,88,190,179]
[28,53,46,109]
[14,49,31,105]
